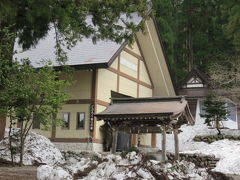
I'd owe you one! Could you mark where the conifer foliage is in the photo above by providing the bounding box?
[200,92,229,135]
[153,0,239,82]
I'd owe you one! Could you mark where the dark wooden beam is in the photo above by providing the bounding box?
[173,129,179,160]
[66,99,91,104]
[162,127,166,162]
[118,126,164,134]
[111,129,118,154]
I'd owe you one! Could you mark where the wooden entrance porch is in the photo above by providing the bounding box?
[95,96,195,161]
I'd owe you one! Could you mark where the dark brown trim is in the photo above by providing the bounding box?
[108,67,153,89]
[151,133,156,148]
[123,48,143,60]
[96,100,109,107]
[93,138,103,143]
[107,41,129,67]
[66,99,91,104]
[135,38,154,88]
[54,62,109,71]
[91,70,98,138]
[50,138,103,144]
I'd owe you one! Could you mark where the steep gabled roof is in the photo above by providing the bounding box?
[178,67,210,89]
[13,14,142,69]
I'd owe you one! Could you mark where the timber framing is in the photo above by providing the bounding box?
[123,48,143,61]
[108,67,153,89]
[91,69,97,138]
[66,99,92,104]
[50,138,103,143]
[95,96,195,157]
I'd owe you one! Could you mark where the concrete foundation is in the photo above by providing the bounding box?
[54,142,103,152]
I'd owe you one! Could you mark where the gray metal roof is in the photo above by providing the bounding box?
[14,29,121,68]
[96,96,195,125]
[13,13,142,68]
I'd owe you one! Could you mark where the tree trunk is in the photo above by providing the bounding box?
[186,0,193,71]
[8,117,14,166]
[0,115,6,140]
[216,118,221,135]
[19,122,24,166]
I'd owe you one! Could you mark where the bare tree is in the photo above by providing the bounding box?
[208,56,240,104]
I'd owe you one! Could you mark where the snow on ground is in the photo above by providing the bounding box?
[37,151,212,180]
[0,128,64,166]
[157,122,240,175]
[37,165,72,180]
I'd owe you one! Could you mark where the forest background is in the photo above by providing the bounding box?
[153,0,240,82]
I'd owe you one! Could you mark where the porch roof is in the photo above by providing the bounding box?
[95,96,195,132]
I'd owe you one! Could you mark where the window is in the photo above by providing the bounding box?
[227,103,237,122]
[76,112,85,129]
[62,112,70,129]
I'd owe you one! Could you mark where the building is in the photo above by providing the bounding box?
[177,67,239,129]
[3,17,176,152]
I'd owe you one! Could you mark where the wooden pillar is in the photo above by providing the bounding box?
[0,116,6,139]
[131,134,138,147]
[111,128,118,154]
[173,129,179,160]
[162,127,166,162]
[151,133,156,148]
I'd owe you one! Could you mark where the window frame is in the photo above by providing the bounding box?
[76,112,85,130]
[61,112,70,129]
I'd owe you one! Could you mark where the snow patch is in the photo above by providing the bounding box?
[157,123,240,175]
[0,129,64,165]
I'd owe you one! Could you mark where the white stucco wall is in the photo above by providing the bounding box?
[195,99,238,129]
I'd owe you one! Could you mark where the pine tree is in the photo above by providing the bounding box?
[152,0,238,82]
[200,92,229,135]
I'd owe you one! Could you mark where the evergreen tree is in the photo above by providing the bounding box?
[0,0,150,140]
[0,0,150,62]
[152,0,238,82]
[221,0,240,53]
[200,92,229,135]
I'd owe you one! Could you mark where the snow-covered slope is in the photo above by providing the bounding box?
[0,129,64,165]
[157,123,240,175]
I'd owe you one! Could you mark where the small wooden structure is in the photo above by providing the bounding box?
[178,67,239,129]
[95,96,195,161]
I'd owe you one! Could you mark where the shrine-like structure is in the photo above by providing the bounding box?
[95,96,195,161]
